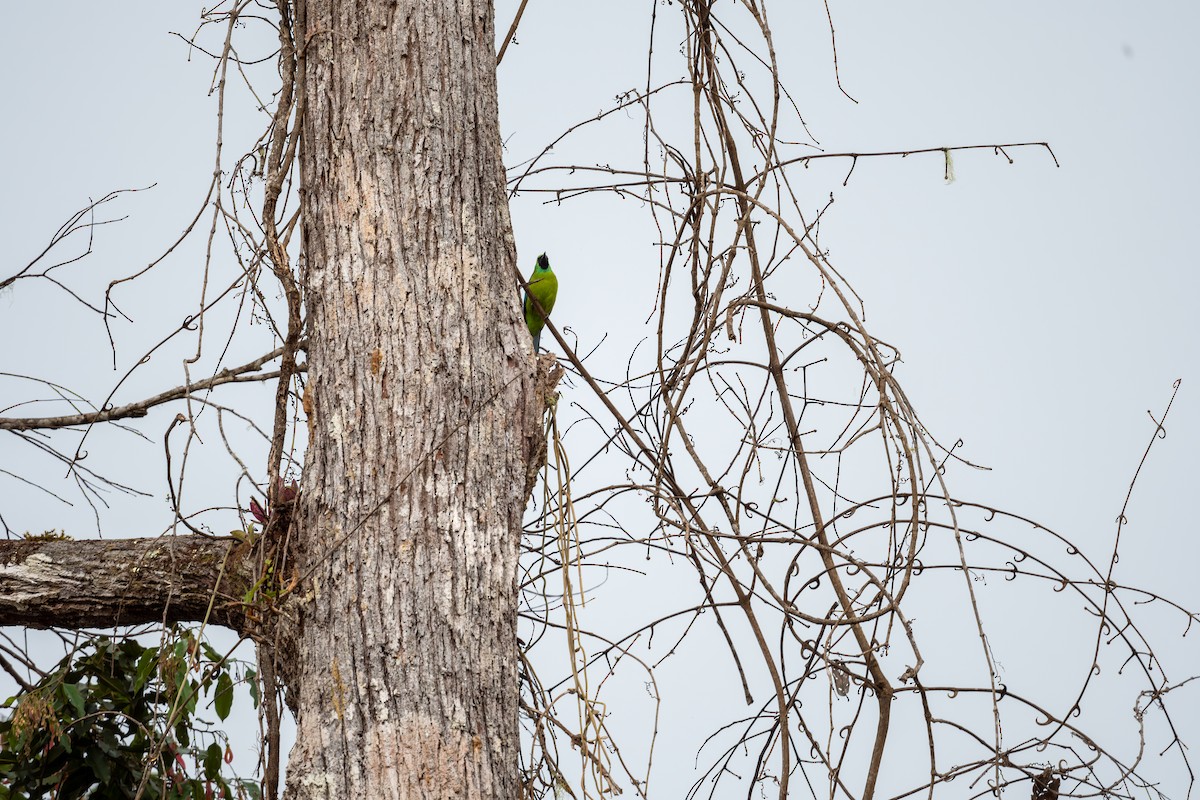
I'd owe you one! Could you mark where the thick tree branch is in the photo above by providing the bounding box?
[0,535,253,631]
[0,348,297,432]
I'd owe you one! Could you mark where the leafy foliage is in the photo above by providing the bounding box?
[0,632,259,799]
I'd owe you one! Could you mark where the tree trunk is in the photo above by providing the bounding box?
[282,1,536,798]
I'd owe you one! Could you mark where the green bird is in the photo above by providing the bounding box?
[523,253,558,352]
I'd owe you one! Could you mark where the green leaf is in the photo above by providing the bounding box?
[214,671,234,721]
[246,669,260,707]
[86,746,112,784]
[96,733,123,760]
[173,662,189,703]
[176,719,190,747]
[185,679,201,716]
[201,642,223,665]
[203,741,223,780]
[62,682,85,717]
[57,767,95,798]
[135,648,159,692]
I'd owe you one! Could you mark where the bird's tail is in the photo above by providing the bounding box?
[532,330,542,353]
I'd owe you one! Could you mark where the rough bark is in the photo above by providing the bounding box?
[281,2,536,799]
[0,536,252,631]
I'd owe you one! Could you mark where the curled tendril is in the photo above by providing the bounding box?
[984,507,996,521]
[1004,561,1017,581]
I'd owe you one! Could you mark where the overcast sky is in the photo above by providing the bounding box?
[2,2,1197,797]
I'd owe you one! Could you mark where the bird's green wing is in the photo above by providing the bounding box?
[524,261,558,351]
